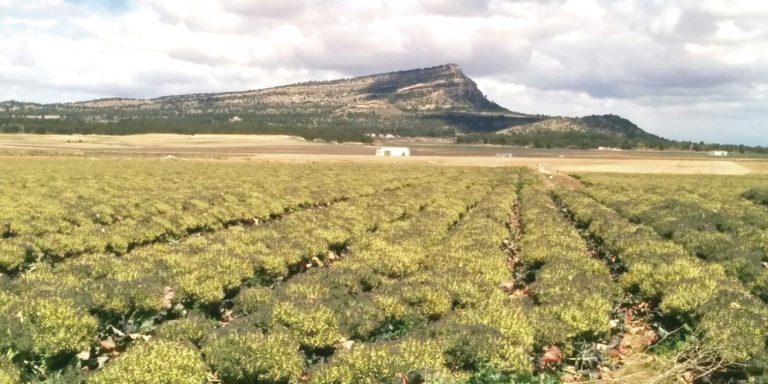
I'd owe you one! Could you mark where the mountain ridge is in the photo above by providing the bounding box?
[0,64,667,147]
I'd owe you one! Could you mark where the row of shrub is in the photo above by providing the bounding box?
[0,160,425,272]
[0,167,511,381]
[554,188,768,365]
[577,174,768,302]
[516,184,618,351]
[80,170,518,383]
[743,188,768,206]
[286,173,539,382]
[220,172,510,382]
[0,172,459,352]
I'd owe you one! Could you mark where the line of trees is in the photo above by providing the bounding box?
[2,115,766,153]
[457,132,768,154]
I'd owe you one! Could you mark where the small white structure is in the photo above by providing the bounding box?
[376,147,410,157]
[228,116,242,123]
[23,115,61,120]
[710,150,728,157]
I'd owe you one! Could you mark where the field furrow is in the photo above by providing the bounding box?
[515,180,618,358]
[3,159,768,383]
[576,174,768,302]
[554,187,768,367]
[0,159,423,274]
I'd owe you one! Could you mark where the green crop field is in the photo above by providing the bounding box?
[0,158,767,383]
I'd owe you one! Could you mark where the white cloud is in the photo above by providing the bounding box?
[1,17,58,29]
[563,0,605,20]
[0,0,766,145]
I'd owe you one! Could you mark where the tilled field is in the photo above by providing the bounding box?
[0,159,766,383]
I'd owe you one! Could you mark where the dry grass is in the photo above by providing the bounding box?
[0,133,765,175]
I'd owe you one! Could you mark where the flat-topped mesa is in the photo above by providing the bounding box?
[363,64,505,112]
[2,64,508,117]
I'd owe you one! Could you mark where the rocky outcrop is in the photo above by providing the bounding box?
[6,64,506,118]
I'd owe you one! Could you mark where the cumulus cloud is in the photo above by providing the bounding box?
[0,0,766,144]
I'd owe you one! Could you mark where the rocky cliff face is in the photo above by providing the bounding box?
[2,64,505,118]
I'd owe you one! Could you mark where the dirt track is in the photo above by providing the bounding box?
[218,154,754,175]
[0,134,764,175]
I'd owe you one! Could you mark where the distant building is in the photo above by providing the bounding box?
[376,147,410,156]
[710,150,728,157]
[23,115,61,120]
[228,116,242,123]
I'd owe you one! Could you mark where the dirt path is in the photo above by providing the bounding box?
[226,154,755,175]
[551,159,752,175]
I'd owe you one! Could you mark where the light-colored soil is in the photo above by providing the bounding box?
[542,159,752,175]
[0,134,764,175]
[0,133,307,149]
[181,154,756,175]
[735,160,768,174]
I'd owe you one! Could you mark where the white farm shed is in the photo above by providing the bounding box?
[376,147,410,156]
[710,150,728,157]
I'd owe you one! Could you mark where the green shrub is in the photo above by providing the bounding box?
[202,331,304,383]
[89,340,207,384]
[753,269,768,302]
[402,285,452,320]
[744,352,768,383]
[430,323,504,371]
[155,316,215,345]
[0,241,26,271]
[742,188,768,206]
[0,357,20,384]
[621,258,725,311]
[445,277,489,309]
[233,286,275,316]
[534,293,613,344]
[254,254,289,283]
[454,294,535,374]
[697,288,768,362]
[466,366,560,384]
[309,338,446,384]
[280,280,331,304]
[3,297,98,357]
[370,245,423,278]
[270,302,342,349]
[330,296,407,340]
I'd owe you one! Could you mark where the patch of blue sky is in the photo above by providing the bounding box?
[63,0,131,13]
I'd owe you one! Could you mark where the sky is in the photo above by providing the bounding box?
[0,0,766,145]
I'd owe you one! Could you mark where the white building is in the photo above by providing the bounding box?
[376,147,410,156]
[710,150,728,157]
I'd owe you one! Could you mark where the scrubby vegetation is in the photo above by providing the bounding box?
[0,159,767,382]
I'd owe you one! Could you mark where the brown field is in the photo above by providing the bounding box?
[0,133,765,175]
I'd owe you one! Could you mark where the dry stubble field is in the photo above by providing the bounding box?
[0,133,765,175]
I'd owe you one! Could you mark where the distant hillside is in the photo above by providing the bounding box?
[0,64,669,147]
[457,114,669,149]
[497,115,653,137]
[461,114,671,149]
